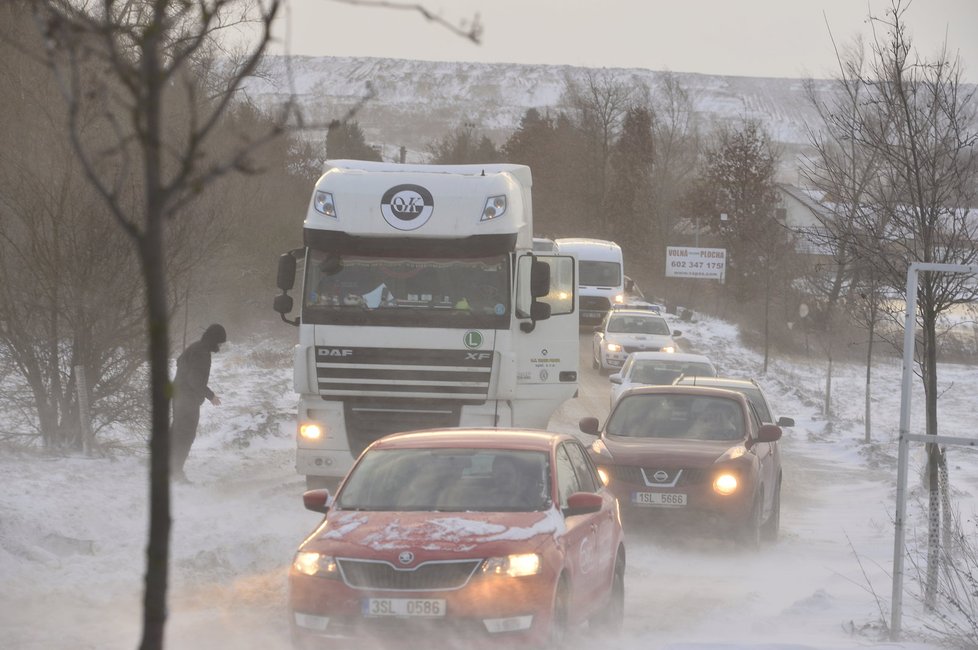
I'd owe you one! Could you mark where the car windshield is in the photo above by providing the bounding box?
[336,448,551,512]
[606,394,744,441]
[606,315,670,335]
[629,360,715,385]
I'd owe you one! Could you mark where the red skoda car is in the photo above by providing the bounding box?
[289,428,625,649]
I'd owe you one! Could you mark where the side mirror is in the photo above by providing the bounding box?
[777,416,795,428]
[273,293,294,315]
[672,330,682,338]
[530,260,550,298]
[578,416,600,436]
[564,492,603,516]
[609,374,622,384]
[530,301,551,321]
[302,488,332,514]
[755,424,783,444]
[277,252,297,291]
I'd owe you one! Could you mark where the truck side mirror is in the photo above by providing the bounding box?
[273,293,294,315]
[530,260,550,298]
[531,301,551,321]
[277,253,297,291]
[275,252,300,326]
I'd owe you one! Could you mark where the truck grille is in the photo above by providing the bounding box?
[315,346,492,402]
[338,559,482,591]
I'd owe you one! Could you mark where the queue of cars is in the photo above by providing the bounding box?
[286,304,793,647]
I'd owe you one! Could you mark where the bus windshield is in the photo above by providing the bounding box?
[302,250,510,329]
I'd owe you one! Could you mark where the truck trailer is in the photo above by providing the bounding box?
[274,161,579,488]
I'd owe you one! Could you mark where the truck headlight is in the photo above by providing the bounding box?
[481,553,541,577]
[299,423,324,441]
[314,191,336,217]
[614,294,624,304]
[482,195,507,221]
[293,551,340,578]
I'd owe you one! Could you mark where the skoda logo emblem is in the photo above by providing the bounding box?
[381,184,434,231]
[653,470,669,482]
[398,551,414,565]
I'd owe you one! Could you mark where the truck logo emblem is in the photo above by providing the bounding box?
[463,331,483,349]
[319,348,353,357]
[465,352,491,361]
[381,184,434,231]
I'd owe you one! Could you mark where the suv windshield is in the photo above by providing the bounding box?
[607,394,744,441]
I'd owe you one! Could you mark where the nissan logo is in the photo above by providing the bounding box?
[653,470,669,482]
[398,551,414,565]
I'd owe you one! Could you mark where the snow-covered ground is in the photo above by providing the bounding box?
[1,312,975,650]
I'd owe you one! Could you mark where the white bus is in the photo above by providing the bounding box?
[554,238,625,326]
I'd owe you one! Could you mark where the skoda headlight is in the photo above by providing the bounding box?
[293,551,340,578]
[481,553,541,578]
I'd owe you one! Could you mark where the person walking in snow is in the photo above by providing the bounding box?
[170,323,226,483]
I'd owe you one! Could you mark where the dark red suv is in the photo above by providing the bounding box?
[580,385,783,548]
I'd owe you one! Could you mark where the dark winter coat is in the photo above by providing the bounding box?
[174,325,224,405]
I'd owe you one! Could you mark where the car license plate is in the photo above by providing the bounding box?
[632,491,686,507]
[362,598,446,618]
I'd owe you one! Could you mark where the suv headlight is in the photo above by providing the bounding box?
[712,473,739,496]
[605,342,622,353]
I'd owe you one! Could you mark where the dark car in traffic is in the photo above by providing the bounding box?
[579,385,783,548]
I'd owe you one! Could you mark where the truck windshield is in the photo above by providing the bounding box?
[302,251,510,329]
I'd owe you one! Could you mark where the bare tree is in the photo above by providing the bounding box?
[25,1,289,647]
[562,70,635,230]
[804,0,978,607]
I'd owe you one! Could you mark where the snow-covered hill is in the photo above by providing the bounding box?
[242,55,832,165]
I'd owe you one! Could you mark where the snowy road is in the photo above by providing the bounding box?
[2,318,967,649]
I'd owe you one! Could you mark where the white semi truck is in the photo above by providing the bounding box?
[274,160,579,488]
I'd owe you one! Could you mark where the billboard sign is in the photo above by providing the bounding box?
[665,247,726,280]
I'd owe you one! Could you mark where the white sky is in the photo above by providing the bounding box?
[269,0,978,82]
